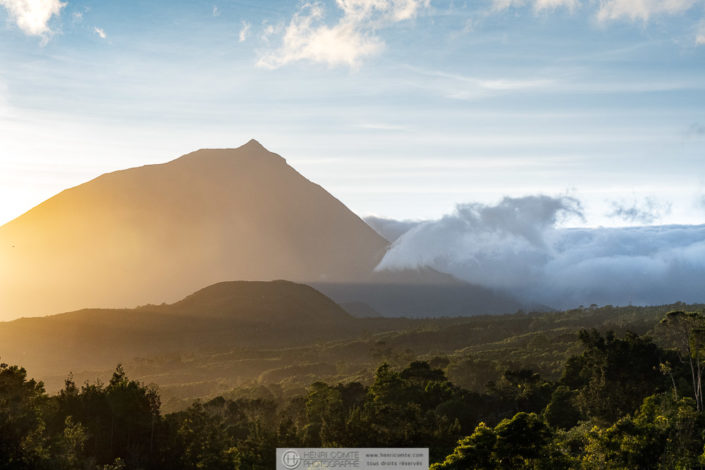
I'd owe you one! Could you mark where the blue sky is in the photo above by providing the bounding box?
[1,0,704,227]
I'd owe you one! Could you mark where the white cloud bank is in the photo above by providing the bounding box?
[0,0,64,37]
[374,195,705,308]
[257,0,430,68]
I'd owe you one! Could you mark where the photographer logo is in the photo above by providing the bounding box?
[281,449,301,469]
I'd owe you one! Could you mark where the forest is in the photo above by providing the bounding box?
[3,308,705,469]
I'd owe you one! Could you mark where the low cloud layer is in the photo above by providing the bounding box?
[0,0,64,37]
[257,0,429,68]
[375,196,705,308]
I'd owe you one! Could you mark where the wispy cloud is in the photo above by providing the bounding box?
[699,194,705,210]
[357,122,406,130]
[260,22,277,42]
[212,5,220,17]
[494,0,702,20]
[607,197,671,224]
[257,0,430,69]
[94,26,106,39]
[0,75,11,117]
[487,0,705,43]
[239,20,250,42]
[406,65,557,100]
[534,0,580,10]
[492,0,580,12]
[685,122,705,138]
[697,22,705,44]
[0,0,65,37]
[447,77,555,99]
[596,0,700,22]
[365,216,421,241]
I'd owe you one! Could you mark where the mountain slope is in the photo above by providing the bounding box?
[313,267,523,317]
[0,280,358,378]
[0,140,388,319]
[168,280,352,323]
[313,280,522,318]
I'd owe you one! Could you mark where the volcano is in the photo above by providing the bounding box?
[0,140,388,319]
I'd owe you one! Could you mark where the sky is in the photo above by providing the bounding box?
[1,0,705,228]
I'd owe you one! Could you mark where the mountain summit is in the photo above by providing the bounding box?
[0,141,388,319]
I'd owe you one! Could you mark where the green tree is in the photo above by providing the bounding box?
[562,330,675,422]
[493,412,551,468]
[660,311,705,411]
[58,416,88,469]
[300,382,344,446]
[430,422,496,470]
[582,393,704,469]
[52,364,161,468]
[544,386,581,430]
[162,401,238,470]
[432,413,551,469]
[0,362,51,469]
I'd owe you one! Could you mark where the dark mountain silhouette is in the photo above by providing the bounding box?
[313,267,523,317]
[0,280,360,378]
[0,140,388,320]
[168,280,352,324]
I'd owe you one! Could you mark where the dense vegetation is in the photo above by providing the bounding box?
[4,295,701,413]
[3,309,705,469]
